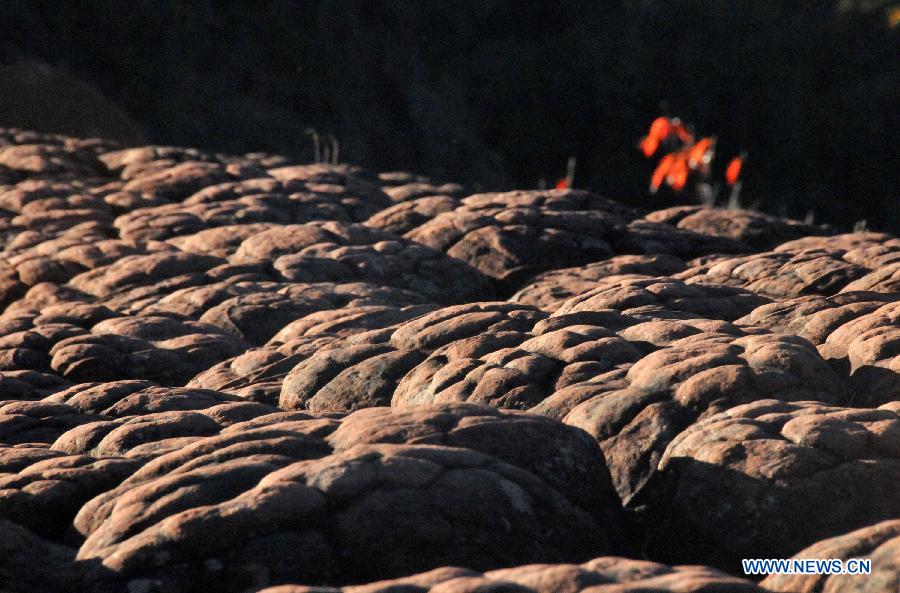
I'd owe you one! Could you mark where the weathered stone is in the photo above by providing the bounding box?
[762,520,900,593]
[648,400,900,572]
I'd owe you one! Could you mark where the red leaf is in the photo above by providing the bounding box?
[639,135,660,158]
[650,154,674,193]
[648,117,673,140]
[726,156,744,186]
[687,137,715,169]
[667,153,690,191]
[639,117,672,157]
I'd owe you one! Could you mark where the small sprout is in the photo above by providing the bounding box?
[555,156,577,190]
[725,186,742,210]
[304,128,340,165]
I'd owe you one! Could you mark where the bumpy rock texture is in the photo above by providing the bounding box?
[259,557,770,593]
[649,400,900,572]
[761,519,900,593]
[0,128,895,592]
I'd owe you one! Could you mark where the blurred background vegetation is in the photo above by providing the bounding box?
[2,0,898,232]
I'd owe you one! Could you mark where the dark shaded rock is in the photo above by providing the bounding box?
[646,206,831,250]
[47,315,248,386]
[738,295,900,406]
[0,369,71,400]
[0,444,141,540]
[647,400,900,572]
[405,189,634,291]
[326,404,624,533]
[553,276,770,321]
[0,400,106,445]
[775,232,898,253]
[0,520,83,593]
[258,557,767,593]
[509,255,687,311]
[616,219,751,258]
[187,337,341,405]
[0,143,104,177]
[365,195,459,235]
[120,161,235,201]
[230,221,494,304]
[762,519,900,593]
[383,181,466,202]
[677,249,874,298]
[562,330,845,503]
[68,251,225,298]
[279,303,545,412]
[77,443,610,592]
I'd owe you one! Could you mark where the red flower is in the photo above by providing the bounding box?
[643,117,730,194]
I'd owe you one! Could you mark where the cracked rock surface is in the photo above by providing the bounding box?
[0,128,895,593]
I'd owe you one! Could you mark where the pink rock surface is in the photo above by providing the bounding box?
[0,128,896,593]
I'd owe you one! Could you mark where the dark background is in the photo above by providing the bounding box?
[2,0,898,232]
